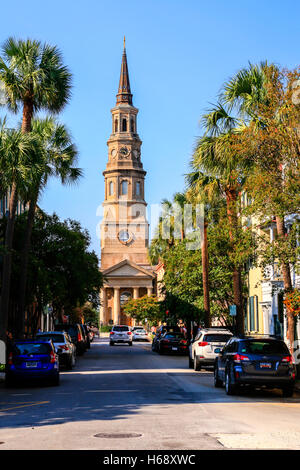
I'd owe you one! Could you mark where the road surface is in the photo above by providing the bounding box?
[1,337,300,450]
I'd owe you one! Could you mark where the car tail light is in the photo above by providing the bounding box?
[233,354,250,363]
[127,332,132,336]
[110,331,115,335]
[78,332,83,342]
[50,351,56,363]
[59,345,69,350]
[282,355,294,364]
[180,340,188,344]
[8,352,13,365]
[198,342,208,347]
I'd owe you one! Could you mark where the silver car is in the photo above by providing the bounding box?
[110,325,133,346]
[133,328,149,341]
[36,331,76,370]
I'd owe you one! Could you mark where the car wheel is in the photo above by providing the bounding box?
[214,364,223,388]
[128,342,133,346]
[194,355,201,371]
[188,355,194,369]
[225,369,237,395]
[50,373,60,386]
[110,342,114,346]
[282,386,294,397]
[5,374,15,388]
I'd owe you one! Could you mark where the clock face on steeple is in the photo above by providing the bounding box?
[119,147,129,157]
[118,229,131,244]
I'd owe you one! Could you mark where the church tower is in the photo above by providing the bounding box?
[100,41,155,326]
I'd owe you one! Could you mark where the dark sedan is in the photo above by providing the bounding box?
[158,332,189,355]
[214,336,296,397]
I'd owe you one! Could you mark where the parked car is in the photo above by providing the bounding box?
[133,328,149,341]
[81,324,91,349]
[214,335,296,397]
[110,325,133,346]
[152,325,181,352]
[189,327,233,370]
[5,340,60,386]
[157,331,189,355]
[54,324,86,355]
[36,331,76,370]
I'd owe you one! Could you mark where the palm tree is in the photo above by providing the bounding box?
[17,118,82,336]
[190,104,248,334]
[221,62,296,351]
[0,37,72,134]
[0,37,72,338]
[0,123,41,342]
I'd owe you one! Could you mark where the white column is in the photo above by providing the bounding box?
[147,287,153,297]
[133,287,139,299]
[101,287,108,324]
[114,287,120,325]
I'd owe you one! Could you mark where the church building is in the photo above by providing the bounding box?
[100,41,156,326]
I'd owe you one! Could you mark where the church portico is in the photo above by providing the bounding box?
[101,260,155,326]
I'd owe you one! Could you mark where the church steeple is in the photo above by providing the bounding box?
[116,37,133,105]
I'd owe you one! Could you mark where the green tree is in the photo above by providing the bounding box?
[17,117,82,335]
[0,124,40,342]
[190,103,249,334]
[122,295,162,327]
[5,211,103,336]
[223,62,300,351]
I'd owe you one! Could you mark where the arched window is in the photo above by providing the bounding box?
[122,118,127,132]
[114,119,118,133]
[120,292,132,306]
[109,181,114,196]
[121,180,128,195]
[130,118,135,133]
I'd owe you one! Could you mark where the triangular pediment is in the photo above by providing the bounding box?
[102,259,155,279]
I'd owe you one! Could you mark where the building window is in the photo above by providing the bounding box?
[136,181,141,196]
[121,180,128,195]
[109,181,114,196]
[120,292,131,306]
[114,119,118,132]
[122,118,127,132]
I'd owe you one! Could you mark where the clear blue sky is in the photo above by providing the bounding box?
[0,0,299,256]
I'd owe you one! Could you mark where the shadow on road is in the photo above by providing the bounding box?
[0,338,299,429]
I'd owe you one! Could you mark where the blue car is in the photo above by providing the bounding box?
[5,340,60,386]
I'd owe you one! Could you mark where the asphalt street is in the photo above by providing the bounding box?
[1,337,300,450]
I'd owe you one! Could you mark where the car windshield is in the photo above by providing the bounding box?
[136,330,146,334]
[36,334,65,343]
[113,326,129,332]
[241,340,289,355]
[203,334,232,343]
[14,343,51,355]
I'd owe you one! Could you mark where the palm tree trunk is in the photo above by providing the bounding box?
[17,189,39,337]
[0,182,18,342]
[276,215,294,353]
[21,100,33,134]
[225,187,244,335]
[202,220,210,327]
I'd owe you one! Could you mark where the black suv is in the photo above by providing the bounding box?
[152,325,181,352]
[214,336,296,397]
[55,324,86,356]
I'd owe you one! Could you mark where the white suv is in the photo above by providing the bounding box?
[110,325,133,346]
[189,328,232,370]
